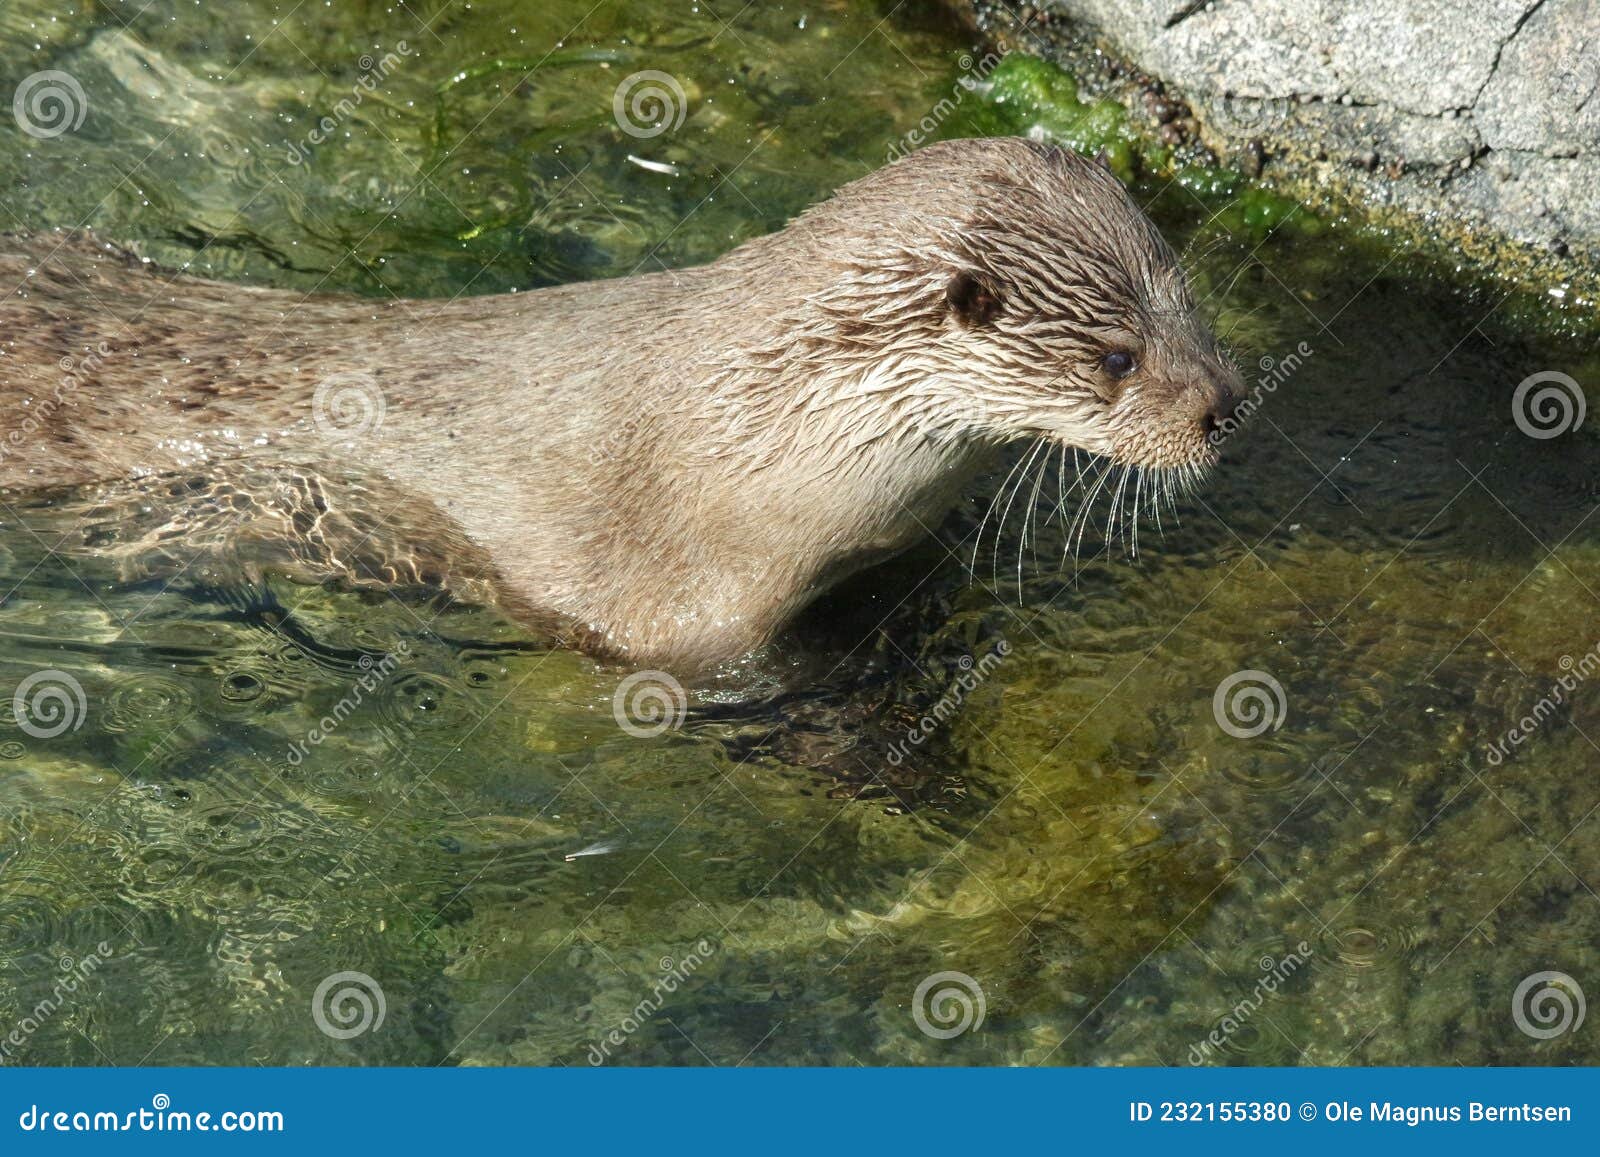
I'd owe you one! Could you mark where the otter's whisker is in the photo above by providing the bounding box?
[1046,447,1097,528]
[1216,301,1272,347]
[1206,255,1263,315]
[1067,457,1116,573]
[1062,460,1098,560]
[1179,195,1250,265]
[1130,475,1137,558]
[1105,464,1125,561]
[1047,447,1096,579]
[1020,438,1054,597]
[1116,463,1134,555]
[994,438,1046,596]
[1018,437,1053,597]
[971,444,1034,578]
[1148,466,1168,541]
[1177,232,1231,274]
[1100,462,1123,556]
[1128,466,1144,555]
[1053,442,1068,541]
[1132,467,1145,558]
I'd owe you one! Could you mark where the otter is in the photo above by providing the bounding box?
[0,137,1240,673]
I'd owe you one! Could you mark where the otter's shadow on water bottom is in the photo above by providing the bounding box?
[687,546,1012,814]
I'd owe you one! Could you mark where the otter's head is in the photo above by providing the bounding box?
[800,138,1242,476]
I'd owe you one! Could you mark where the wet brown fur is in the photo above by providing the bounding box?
[0,138,1239,672]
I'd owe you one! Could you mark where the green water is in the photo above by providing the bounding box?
[1,0,1598,1066]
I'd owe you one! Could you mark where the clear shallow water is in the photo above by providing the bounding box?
[1,0,1598,1066]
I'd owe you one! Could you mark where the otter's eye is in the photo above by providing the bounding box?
[1101,350,1137,378]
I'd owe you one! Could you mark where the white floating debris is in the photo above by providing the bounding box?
[626,154,680,177]
[564,839,619,861]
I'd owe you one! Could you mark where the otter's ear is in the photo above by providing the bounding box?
[946,270,1002,328]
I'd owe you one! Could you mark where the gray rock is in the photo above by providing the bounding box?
[1007,0,1600,265]
[1477,0,1600,155]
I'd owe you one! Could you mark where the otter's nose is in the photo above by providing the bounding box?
[1201,379,1240,438]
